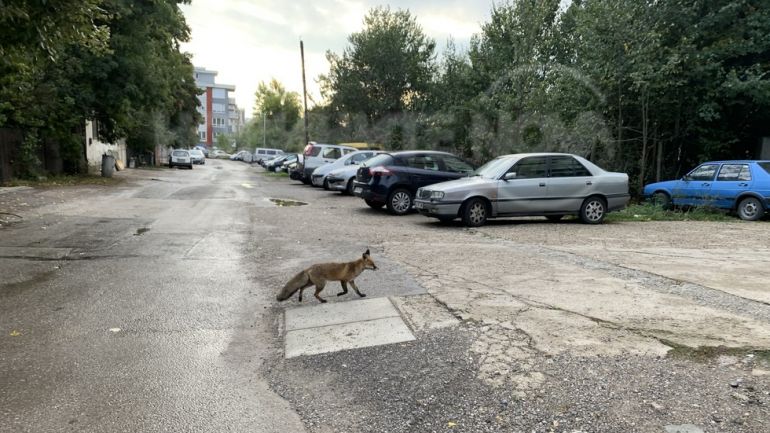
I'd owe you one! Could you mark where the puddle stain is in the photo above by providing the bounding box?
[134,227,150,236]
[269,198,308,207]
[1,270,57,297]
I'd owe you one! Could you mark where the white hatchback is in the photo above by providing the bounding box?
[169,150,193,169]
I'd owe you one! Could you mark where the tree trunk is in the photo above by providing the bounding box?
[639,89,648,194]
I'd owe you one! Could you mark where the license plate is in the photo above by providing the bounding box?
[354,187,363,194]
[414,202,424,209]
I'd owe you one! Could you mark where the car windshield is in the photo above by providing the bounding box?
[472,156,514,179]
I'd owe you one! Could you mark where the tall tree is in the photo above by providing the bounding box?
[322,7,436,123]
[253,79,302,132]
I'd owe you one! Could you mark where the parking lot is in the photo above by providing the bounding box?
[2,160,770,432]
[251,160,770,432]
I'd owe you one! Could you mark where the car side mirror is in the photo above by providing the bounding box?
[503,172,517,181]
[682,175,690,181]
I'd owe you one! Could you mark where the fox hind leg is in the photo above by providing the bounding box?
[337,281,348,297]
[313,281,327,303]
[350,280,366,298]
[297,281,313,302]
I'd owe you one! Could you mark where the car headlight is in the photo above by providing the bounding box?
[431,191,445,200]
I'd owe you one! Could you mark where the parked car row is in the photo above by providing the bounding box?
[259,143,648,225]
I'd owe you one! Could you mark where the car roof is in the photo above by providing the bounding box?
[310,142,356,149]
[381,150,456,157]
[702,160,770,164]
[491,152,587,159]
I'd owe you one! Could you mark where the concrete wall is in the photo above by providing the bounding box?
[85,120,126,174]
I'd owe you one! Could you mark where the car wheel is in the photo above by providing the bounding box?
[346,178,356,195]
[365,199,385,209]
[579,196,607,224]
[651,191,672,210]
[323,179,330,190]
[462,198,488,227]
[546,215,564,222]
[387,188,413,215]
[737,196,764,221]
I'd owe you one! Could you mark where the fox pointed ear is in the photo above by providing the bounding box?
[363,249,370,258]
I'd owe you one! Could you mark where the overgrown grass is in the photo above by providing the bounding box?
[607,202,734,222]
[662,339,770,363]
[6,175,124,187]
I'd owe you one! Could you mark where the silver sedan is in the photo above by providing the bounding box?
[414,153,629,226]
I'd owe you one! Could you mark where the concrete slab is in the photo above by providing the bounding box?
[0,246,72,259]
[285,297,399,331]
[284,316,415,358]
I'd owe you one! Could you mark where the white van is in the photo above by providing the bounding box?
[254,148,284,164]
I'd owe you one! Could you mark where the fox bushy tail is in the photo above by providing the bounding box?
[276,270,310,301]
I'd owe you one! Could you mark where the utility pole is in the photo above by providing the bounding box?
[300,39,309,145]
[262,111,266,147]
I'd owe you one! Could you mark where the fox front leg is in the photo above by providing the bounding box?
[337,281,349,297]
[298,287,304,302]
[350,280,366,298]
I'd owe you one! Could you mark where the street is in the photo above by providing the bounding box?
[2,160,770,433]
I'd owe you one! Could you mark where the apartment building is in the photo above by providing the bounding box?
[193,67,243,147]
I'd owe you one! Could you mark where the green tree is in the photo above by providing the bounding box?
[253,79,302,132]
[0,0,201,178]
[321,7,436,123]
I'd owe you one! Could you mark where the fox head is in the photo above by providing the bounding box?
[362,249,378,270]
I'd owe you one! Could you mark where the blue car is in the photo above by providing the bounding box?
[643,160,770,221]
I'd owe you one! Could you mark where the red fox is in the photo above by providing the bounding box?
[276,249,378,303]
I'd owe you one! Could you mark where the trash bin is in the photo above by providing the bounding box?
[101,154,115,178]
[128,157,136,169]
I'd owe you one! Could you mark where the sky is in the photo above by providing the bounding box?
[179,0,497,119]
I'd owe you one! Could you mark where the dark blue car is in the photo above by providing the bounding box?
[643,160,770,221]
[353,151,475,215]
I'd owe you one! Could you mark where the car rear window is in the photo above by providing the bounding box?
[362,154,394,167]
[759,162,770,175]
[172,150,187,156]
[442,155,474,174]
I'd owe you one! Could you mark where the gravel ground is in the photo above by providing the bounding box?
[253,167,770,433]
[267,325,770,433]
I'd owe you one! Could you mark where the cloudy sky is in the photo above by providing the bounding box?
[179,0,497,118]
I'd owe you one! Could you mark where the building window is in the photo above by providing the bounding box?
[199,131,206,140]
[212,103,226,113]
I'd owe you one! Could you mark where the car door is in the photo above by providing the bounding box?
[546,155,594,212]
[710,163,752,208]
[675,163,719,206]
[404,154,446,189]
[496,156,549,215]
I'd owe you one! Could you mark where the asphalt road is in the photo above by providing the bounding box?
[0,161,306,432]
[2,160,770,433]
